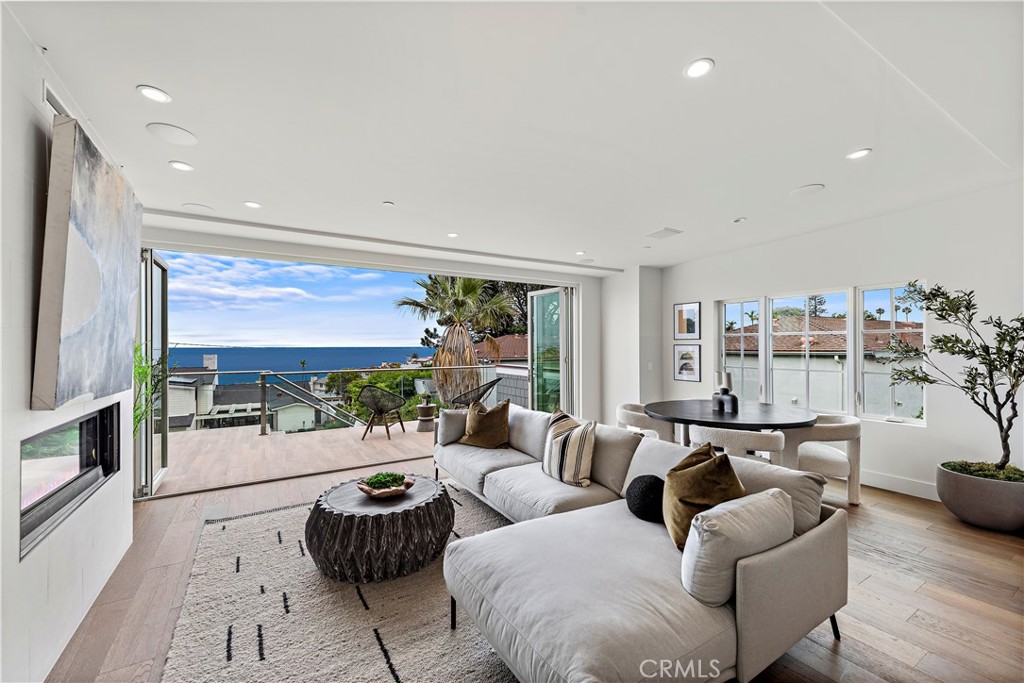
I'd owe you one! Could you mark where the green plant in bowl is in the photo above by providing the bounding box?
[364,472,407,490]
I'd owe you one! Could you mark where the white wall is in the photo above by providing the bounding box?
[1,10,135,679]
[658,181,1024,499]
[601,266,663,423]
[144,226,606,422]
[275,404,316,433]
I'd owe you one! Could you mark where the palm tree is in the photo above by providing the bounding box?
[299,359,307,370]
[395,276,514,402]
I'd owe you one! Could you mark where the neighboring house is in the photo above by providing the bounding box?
[473,334,528,365]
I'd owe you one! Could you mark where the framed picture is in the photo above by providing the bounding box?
[674,302,701,340]
[673,344,701,382]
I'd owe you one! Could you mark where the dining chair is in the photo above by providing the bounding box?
[784,415,862,505]
[688,425,785,463]
[616,403,677,442]
[356,385,406,440]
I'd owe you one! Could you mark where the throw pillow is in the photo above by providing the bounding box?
[729,456,827,535]
[662,443,746,550]
[437,409,468,446]
[458,400,510,449]
[542,409,596,487]
[681,488,795,606]
[626,475,665,523]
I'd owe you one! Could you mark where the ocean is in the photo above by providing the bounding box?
[168,346,432,384]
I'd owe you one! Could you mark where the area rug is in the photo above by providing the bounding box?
[163,481,516,683]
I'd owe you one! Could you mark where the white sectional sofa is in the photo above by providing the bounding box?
[435,403,848,683]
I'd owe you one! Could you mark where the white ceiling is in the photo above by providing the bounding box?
[9,1,1022,275]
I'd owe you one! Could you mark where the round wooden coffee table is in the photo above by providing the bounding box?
[304,475,454,583]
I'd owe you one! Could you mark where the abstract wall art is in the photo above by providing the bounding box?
[32,116,142,410]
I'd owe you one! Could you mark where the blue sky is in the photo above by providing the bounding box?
[159,251,437,346]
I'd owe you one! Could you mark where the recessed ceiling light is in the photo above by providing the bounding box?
[845,148,872,160]
[446,232,459,238]
[146,122,198,146]
[382,200,395,206]
[137,85,172,103]
[168,160,194,172]
[685,58,715,78]
[731,217,747,223]
[789,183,826,197]
[243,201,261,208]
[181,202,215,213]
[575,250,586,256]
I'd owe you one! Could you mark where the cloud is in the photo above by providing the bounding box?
[348,271,385,281]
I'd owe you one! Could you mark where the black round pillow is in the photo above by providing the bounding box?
[626,475,665,524]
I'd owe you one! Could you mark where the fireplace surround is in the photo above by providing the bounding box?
[20,403,120,557]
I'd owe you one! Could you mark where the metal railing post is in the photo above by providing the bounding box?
[260,373,268,435]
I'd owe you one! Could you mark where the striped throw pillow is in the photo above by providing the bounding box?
[543,409,596,487]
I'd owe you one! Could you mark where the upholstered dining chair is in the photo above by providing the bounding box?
[688,425,785,463]
[784,415,862,505]
[615,403,677,442]
[356,385,406,440]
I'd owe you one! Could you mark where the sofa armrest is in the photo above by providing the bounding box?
[733,505,847,682]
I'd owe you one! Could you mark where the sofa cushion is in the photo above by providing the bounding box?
[626,474,665,523]
[433,443,535,494]
[443,500,737,683]
[728,456,826,535]
[437,409,468,445]
[507,403,551,459]
[542,410,596,487]
[664,444,746,549]
[459,400,510,449]
[681,488,794,607]
[621,437,692,496]
[482,462,619,522]
[591,424,643,495]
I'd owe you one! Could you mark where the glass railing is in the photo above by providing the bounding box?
[167,364,520,435]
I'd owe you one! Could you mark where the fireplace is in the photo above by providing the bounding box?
[20,403,120,557]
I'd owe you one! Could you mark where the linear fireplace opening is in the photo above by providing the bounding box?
[20,403,120,557]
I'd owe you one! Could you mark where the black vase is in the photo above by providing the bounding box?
[712,387,739,413]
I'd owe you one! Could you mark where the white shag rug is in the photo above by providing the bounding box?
[163,480,516,683]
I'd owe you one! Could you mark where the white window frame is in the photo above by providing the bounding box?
[719,297,766,402]
[855,283,927,425]
[765,288,854,414]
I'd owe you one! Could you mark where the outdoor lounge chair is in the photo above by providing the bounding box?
[450,378,502,408]
[356,385,406,440]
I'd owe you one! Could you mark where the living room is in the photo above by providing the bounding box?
[1,2,1021,682]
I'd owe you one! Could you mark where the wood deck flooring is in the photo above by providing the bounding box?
[46,471,1023,683]
[156,424,434,496]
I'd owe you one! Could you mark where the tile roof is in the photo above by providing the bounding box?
[724,317,923,354]
[474,334,529,361]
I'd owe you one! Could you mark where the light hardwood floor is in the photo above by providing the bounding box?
[47,470,1023,683]
[157,424,434,495]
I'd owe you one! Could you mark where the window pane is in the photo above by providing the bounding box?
[773,297,805,321]
[740,368,760,402]
[772,368,806,406]
[863,289,891,323]
[741,301,759,333]
[894,287,925,324]
[863,331,894,366]
[863,373,892,416]
[895,381,924,419]
[724,303,742,332]
[810,371,846,411]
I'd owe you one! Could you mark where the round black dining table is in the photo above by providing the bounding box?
[644,399,817,448]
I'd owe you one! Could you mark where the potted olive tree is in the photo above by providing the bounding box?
[888,282,1023,532]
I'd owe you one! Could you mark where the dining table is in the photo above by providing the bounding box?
[644,399,817,467]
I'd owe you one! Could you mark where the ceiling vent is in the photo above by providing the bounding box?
[645,227,684,240]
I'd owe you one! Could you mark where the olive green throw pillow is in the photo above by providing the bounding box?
[458,400,510,449]
[663,443,746,550]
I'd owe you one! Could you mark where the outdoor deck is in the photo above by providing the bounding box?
[157,423,435,496]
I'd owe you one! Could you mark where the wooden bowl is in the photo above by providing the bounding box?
[356,477,415,499]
